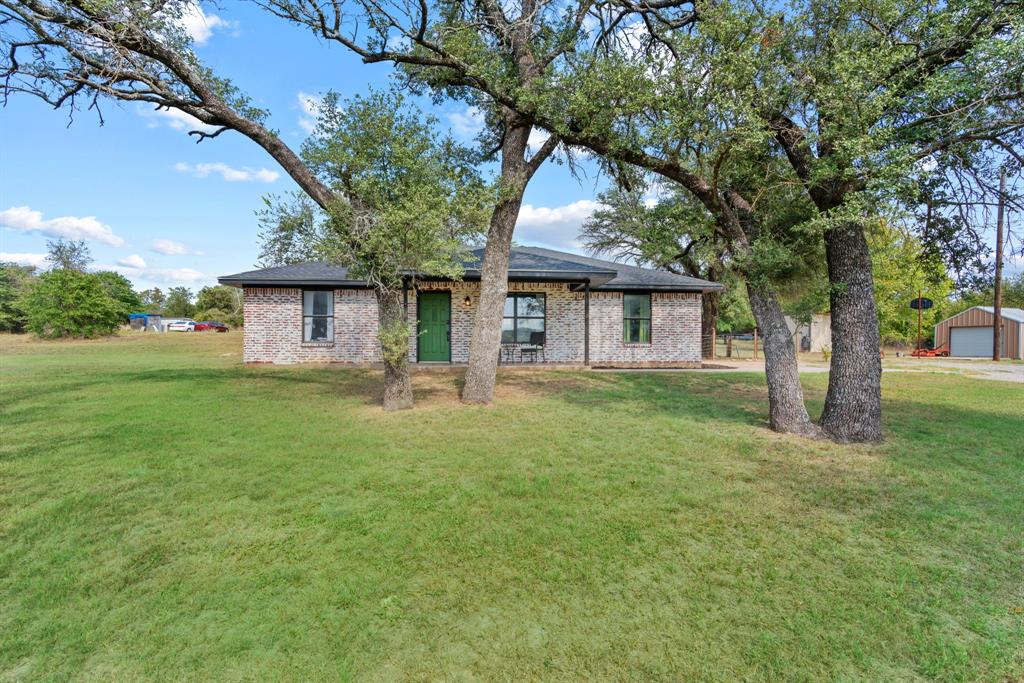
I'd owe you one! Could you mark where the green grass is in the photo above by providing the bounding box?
[1,332,1021,682]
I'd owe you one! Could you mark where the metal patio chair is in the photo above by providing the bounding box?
[518,331,546,363]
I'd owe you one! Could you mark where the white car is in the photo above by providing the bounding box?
[166,320,196,332]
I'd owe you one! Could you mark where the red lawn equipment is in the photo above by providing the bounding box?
[911,344,949,358]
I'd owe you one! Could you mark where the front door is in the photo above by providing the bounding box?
[417,291,450,362]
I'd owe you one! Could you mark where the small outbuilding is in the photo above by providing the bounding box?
[129,313,164,332]
[933,306,1024,359]
[784,313,832,353]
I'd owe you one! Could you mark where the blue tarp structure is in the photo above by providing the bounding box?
[129,313,163,331]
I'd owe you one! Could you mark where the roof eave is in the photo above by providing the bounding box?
[594,283,725,292]
[217,277,368,288]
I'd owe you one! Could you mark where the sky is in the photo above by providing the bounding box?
[0,2,608,293]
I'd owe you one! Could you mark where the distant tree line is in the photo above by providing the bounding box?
[0,240,242,338]
[139,285,243,327]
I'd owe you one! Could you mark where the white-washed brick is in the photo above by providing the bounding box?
[243,284,702,367]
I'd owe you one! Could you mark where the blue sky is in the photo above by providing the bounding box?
[0,2,606,292]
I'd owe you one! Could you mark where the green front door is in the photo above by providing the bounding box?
[417,292,450,362]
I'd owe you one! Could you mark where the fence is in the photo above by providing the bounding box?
[713,334,760,360]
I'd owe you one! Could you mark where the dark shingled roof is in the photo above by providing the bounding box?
[219,246,724,292]
[218,261,362,286]
[510,246,724,291]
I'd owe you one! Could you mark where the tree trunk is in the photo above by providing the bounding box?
[820,222,882,442]
[376,287,413,411]
[747,283,821,437]
[701,291,719,358]
[461,121,535,404]
[719,189,819,437]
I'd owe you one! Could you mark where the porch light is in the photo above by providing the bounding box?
[463,295,472,308]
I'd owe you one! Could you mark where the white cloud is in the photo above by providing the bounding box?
[151,238,204,256]
[988,250,1024,276]
[174,162,279,183]
[118,254,147,268]
[0,252,49,268]
[447,105,485,140]
[178,2,234,45]
[98,263,210,286]
[527,128,551,155]
[0,206,125,246]
[516,200,602,250]
[137,105,220,134]
[297,92,323,135]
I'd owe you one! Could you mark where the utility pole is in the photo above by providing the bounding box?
[916,288,923,355]
[993,168,1005,361]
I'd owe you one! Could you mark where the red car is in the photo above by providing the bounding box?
[194,321,229,332]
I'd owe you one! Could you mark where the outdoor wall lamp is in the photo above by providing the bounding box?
[463,295,472,308]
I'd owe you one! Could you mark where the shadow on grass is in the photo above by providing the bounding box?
[0,365,459,423]
[6,360,1019,451]
[542,370,805,430]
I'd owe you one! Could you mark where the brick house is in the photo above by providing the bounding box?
[219,246,723,368]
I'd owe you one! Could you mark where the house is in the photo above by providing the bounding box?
[784,313,832,353]
[219,246,724,367]
[933,306,1024,359]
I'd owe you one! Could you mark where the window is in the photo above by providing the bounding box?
[623,293,651,344]
[303,290,334,342]
[502,293,545,343]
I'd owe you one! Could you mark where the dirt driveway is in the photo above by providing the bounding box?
[651,355,1024,384]
[882,357,1024,383]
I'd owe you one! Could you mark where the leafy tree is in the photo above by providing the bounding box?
[0,0,484,410]
[94,271,142,322]
[139,288,167,313]
[46,239,90,271]
[582,183,728,355]
[23,269,124,338]
[0,263,37,332]
[1,0,575,407]
[195,285,242,326]
[954,272,1024,311]
[258,90,490,409]
[259,0,586,405]
[164,287,195,318]
[582,177,827,356]
[869,224,954,347]
[516,0,1019,441]
[716,274,757,335]
[195,285,240,314]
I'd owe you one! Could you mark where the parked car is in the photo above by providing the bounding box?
[166,320,196,332]
[194,321,229,332]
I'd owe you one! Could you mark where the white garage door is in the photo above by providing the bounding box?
[950,327,994,357]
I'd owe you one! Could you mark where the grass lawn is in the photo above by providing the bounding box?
[1,332,1021,681]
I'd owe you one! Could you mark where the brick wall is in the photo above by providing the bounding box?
[589,291,701,367]
[243,287,381,364]
[243,284,702,367]
[408,281,584,362]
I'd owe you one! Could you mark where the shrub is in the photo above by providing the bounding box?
[24,269,125,338]
[94,271,142,320]
[0,263,37,332]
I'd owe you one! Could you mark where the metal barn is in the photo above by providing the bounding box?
[933,306,1024,359]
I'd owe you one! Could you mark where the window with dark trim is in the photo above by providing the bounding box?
[303,290,334,342]
[502,293,545,343]
[623,293,651,344]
